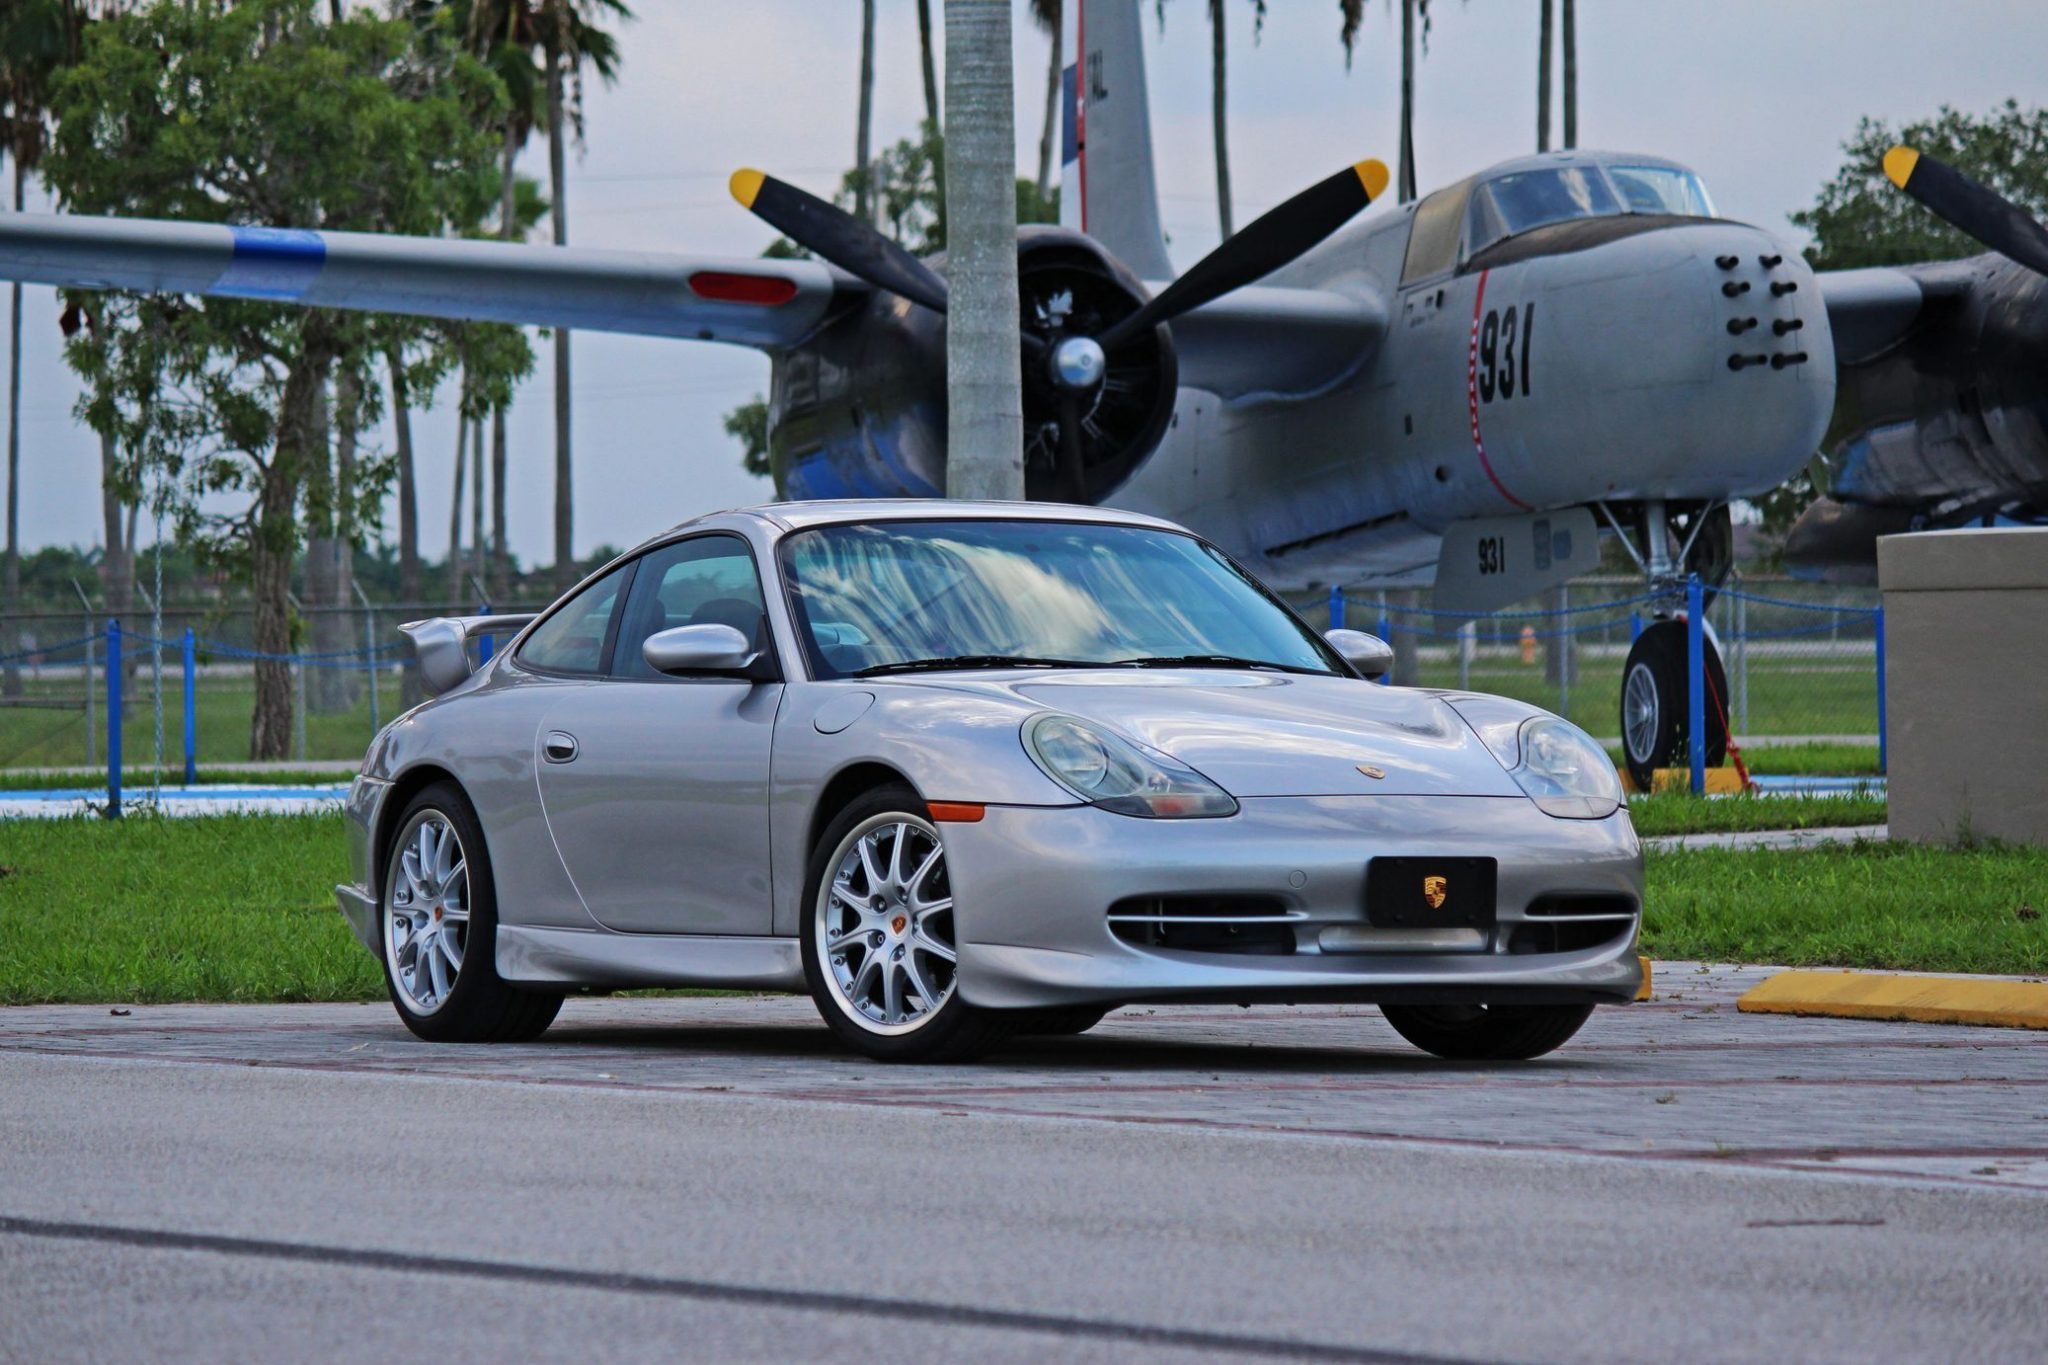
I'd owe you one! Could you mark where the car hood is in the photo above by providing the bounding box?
[886,670,1523,799]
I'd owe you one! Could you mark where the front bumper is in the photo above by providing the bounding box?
[942,795,1643,1009]
[332,773,390,957]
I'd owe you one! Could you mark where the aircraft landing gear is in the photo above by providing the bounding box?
[1619,621,1728,792]
[1598,500,1734,791]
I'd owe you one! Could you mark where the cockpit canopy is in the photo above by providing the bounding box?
[1401,155,1716,284]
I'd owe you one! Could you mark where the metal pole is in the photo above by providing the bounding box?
[72,579,95,767]
[293,659,307,763]
[1375,594,1390,686]
[353,580,379,735]
[1686,575,1706,796]
[182,628,197,785]
[1735,588,1749,734]
[106,619,122,818]
[1458,620,1473,690]
[1874,606,1888,776]
[1556,583,1570,720]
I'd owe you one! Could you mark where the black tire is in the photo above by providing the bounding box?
[800,784,1016,1063]
[378,781,563,1044]
[1016,1005,1113,1037]
[1379,1003,1594,1061]
[1619,620,1728,792]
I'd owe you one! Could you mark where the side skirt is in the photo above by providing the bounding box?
[497,924,806,992]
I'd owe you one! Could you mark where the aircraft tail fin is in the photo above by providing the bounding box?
[1061,0,1173,280]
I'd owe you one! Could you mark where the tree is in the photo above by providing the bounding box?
[1792,102,2048,271]
[1560,0,1576,149]
[1158,1,1265,239]
[538,0,631,589]
[47,0,504,757]
[942,0,1022,500]
[1536,0,1551,153]
[855,0,876,225]
[1029,0,1058,200]
[0,0,81,696]
[1340,0,1430,203]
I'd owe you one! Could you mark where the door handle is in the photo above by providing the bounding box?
[543,730,579,764]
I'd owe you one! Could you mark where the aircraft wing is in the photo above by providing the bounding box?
[1163,283,1388,401]
[0,213,861,349]
[1818,263,1971,365]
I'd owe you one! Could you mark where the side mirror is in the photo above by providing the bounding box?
[1326,628,1394,681]
[643,623,759,677]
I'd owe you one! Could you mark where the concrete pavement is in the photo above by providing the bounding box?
[4,964,2045,1362]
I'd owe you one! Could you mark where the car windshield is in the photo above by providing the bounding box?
[1605,164,1714,217]
[780,519,1342,680]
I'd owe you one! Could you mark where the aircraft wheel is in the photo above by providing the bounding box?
[1619,621,1728,792]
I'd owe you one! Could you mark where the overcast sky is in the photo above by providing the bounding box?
[10,0,2048,566]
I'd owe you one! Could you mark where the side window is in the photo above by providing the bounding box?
[614,534,769,679]
[517,564,630,674]
[1399,179,1472,285]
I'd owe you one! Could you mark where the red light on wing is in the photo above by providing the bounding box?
[688,271,800,306]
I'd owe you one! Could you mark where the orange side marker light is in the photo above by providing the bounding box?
[927,802,986,823]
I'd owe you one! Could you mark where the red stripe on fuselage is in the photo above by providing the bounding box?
[1466,267,1531,511]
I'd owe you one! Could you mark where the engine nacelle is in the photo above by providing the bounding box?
[769,226,1177,505]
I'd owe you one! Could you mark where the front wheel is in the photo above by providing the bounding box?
[1620,619,1728,792]
[379,781,563,1043]
[800,785,1016,1062]
[1379,1002,1594,1061]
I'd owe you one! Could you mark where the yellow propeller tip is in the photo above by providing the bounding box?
[1354,159,1391,202]
[730,168,767,209]
[1882,146,1919,191]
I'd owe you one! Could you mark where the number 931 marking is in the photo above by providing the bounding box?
[1477,302,1534,404]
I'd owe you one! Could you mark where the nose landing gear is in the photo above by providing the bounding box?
[1620,620,1728,792]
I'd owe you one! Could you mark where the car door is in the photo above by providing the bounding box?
[532,533,782,936]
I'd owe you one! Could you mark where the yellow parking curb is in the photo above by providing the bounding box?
[1635,956,1653,1002]
[1621,768,1749,796]
[1737,970,2048,1030]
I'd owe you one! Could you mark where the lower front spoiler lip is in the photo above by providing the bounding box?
[335,883,379,956]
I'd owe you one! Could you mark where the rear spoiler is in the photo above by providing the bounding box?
[399,614,537,697]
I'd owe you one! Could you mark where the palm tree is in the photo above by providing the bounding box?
[1561,0,1576,149]
[915,0,941,132]
[1029,0,1058,200]
[539,0,630,587]
[1159,2,1265,239]
[941,0,1022,500]
[855,0,876,225]
[1536,0,1551,152]
[1339,0,1428,203]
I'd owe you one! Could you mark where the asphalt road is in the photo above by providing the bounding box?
[4,963,2045,1363]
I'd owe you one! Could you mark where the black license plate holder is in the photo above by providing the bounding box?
[1366,857,1498,932]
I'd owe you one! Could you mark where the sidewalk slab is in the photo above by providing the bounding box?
[1643,824,1886,853]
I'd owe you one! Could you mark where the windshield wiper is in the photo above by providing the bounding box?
[851,654,1097,678]
[1111,654,1327,675]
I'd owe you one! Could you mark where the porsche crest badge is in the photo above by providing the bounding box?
[1356,764,1386,780]
[1422,875,1448,910]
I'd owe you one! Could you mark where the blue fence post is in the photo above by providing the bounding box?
[1629,611,1643,643]
[1874,606,1888,776]
[1685,576,1706,796]
[476,600,494,663]
[106,620,122,819]
[181,628,198,786]
[1327,585,1343,631]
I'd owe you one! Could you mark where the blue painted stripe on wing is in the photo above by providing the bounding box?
[215,227,327,301]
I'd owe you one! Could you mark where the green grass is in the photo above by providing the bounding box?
[1627,792,1886,838]
[8,811,2038,1005]
[0,812,378,1004]
[1643,841,2048,976]
[1604,743,1885,779]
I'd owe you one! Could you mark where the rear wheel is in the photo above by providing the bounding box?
[801,785,1016,1062]
[379,782,563,1043]
[1620,620,1728,792]
[1379,1002,1594,1061]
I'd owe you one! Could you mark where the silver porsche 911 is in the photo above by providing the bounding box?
[335,500,1642,1062]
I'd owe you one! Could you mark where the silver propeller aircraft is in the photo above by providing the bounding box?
[0,0,2041,788]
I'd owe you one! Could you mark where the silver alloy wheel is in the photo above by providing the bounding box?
[384,810,469,1016]
[815,812,958,1036]
[1623,661,1660,763]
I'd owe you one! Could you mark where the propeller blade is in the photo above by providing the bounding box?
[1057,391,1089,502]
[1098,158,1389,352]
[1883,145,2048,279]
[730,168,950,314]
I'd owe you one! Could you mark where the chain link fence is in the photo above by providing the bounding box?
[1324,574,1885,779]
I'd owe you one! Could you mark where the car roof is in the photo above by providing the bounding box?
[658,499,1189,539]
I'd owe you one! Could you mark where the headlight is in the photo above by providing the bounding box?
[1022,714,1238,819]
[1451,701,1621,819]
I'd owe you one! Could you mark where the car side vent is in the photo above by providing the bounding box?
[1525,895,1637,920]
[1108,895,1299,955]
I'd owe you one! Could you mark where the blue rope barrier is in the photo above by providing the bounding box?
[0,630,106,666]
[1717,586,1881,615]
[1339,589,1664,622]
